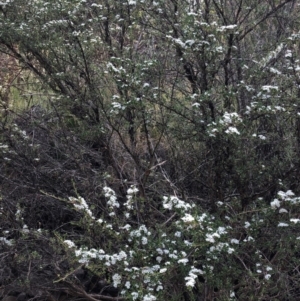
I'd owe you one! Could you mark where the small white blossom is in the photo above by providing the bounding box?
[244,221,251,228]
[290,218,300,224]
[181,213,195,223]
[271,199,281,209]
[0,237,13,246]
[103,186,120,208]
[112,273,122,287]
[125,281,131,289]
[185,276,196,287]
[64,240,75,248]
[174,231,181,237]
[127,185,139,195]
[206,234,215,243]
[156,256,162,263]
[227,248,235,254]
[225,126,240,135]
[278,222,289,227]
[279,208,288,213]
[178,258,189,265]
[143,294,157,301]
[163,196,192,211]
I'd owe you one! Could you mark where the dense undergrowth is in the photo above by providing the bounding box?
[1,0,300,300]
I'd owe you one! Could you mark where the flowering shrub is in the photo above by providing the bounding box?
[1,0,300,300]
[56,187,300,300]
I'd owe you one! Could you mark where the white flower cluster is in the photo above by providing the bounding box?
[129,224,151,244]
[207,112,242,137]
[0,236,13,246]
[64,240,75,248]
[71,245,129,266]
[68,196,94,218]
[112,273,122,287]
[222,112,242,135]
[103,186,120,209]
[163,196,193,211]
[185,267,204,288]
[63,186,298,299]
[205,226,227,243]
[124,185,139,210]
[181,213,195,223]
[270,190,300,210]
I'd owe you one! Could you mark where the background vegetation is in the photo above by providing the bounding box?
[1,0,300,300]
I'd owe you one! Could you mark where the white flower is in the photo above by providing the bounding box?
[206,234,215,243]
[286,190,295,196]
[120,224,131,230]
[22,225,29,233]
[218,24,238,31]
[227,248,235,254]
[64,240,75,248]
[278,222,289,227]
[127,185,139,195]
[244,221,251,228]
[264,274,271,280]
[163,196,192,211]
[131,292,139,300]
[174,231,181,237]
[69,196,94,217]
[230,239,239,244]
[143,294,157,301]
[243,236,254,242]
[178,258,189,265]
[185,276,196,287]
[125,281,131,289]
[278,190,294,200]
[279,208,288,213]
[261,85,278,92]
[112,273,122,287]
[141,236,148,245]
[156,256,162,263]
[270,199,280,209]
[103,186,120,208]
[117,250,127,260]
[217,226,227,235]
[225,126,240,135]
[290,218,300,224]
[159,268,167,273]
[0,237,13,246]
[181,213,195,223]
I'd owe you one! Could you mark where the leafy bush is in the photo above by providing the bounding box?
[1,0,300,300]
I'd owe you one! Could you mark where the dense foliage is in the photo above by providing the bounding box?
[1,0,300,300]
